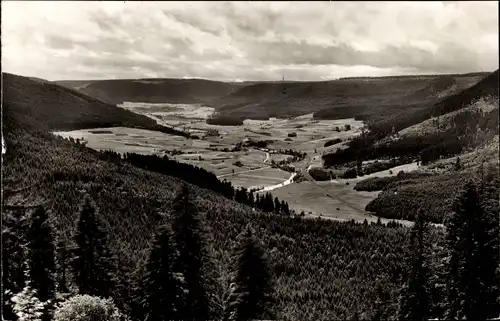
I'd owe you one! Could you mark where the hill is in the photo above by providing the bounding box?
[3,73,188,137]
[55,72,489,122]
[210,73,487,120]
[322,70,499,224]
[56,78,238,105]
[431,69,499,116]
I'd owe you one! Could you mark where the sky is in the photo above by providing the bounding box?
[2,1,498,81]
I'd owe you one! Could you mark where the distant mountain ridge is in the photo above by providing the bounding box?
[3,73,188,137]
[57,78,238,105]
[55,71,489,119]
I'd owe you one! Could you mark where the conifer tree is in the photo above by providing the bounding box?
[445,181,499,320]
[281,200,290,215]
[397,210,430,321]
[224,228,272,321]
[70,195,115,298]
[55,238,69,293]
[138,225,182,321]
[26,206,56,302]
[255,194,261,210]
[2,210,28,321]
[248,191,255,208]
[171,185,209,320]
[454,157,461,171]
[274,197,281,214]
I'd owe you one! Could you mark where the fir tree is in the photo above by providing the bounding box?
[2,209,29,320]
[281,200,290,215]
[349,311,360,321]
[397,210,430,321]
[454,157,461,171]
[70,195,115,298]
[372,279,390,321]
[138,225,182,321]
[224,228,273,321]
[55,238,69,293]
[171,185,209,320]
[445,181,499,320]
[248,191,255,208]
[26,207,56,302]
[274,197,281,214]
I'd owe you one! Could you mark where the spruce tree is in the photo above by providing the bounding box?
[26,206,56,302]
[397,211,430,321]
[224,228,272,321]
[445,181,499,320]
[248,191,255,208]
[274,197,281,214]
[478,166,500,318]
[138,225,183,321]
[55,238,69,293]
[2,210,28,321]
[281,200,290,215]
[70,195,115,298]
[171,184,209,320]
[454,157,461,171]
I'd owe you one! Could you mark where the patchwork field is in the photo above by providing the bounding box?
[54,102,364,191]
[52,102,422,223]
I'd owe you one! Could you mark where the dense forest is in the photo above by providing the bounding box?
[206,115,245,126]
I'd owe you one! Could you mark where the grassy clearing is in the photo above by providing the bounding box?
[270,181,377,221]
[227,174,287,189]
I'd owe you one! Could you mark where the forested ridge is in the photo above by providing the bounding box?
[323,70,499,224]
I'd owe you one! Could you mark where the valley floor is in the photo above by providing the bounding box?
[53,102,422,225]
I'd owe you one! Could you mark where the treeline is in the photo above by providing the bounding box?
[97,149,292,215]
[206,115,244,126]
[324,138,343,147]
[275,148,307,159]
[269,149,307,173]
[234,188,291,215]
[2,185,274,321]
[354,171,436,192]
[98,150,235,199]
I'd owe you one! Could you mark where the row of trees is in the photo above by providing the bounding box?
[96,149,292,215]
[234,187,291,215]
[2,185,274,321]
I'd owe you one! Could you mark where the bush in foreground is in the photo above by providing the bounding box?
[53,295,129,321]
[11,284,47,321]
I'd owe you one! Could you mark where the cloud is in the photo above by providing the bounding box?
[1,1,498,81]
